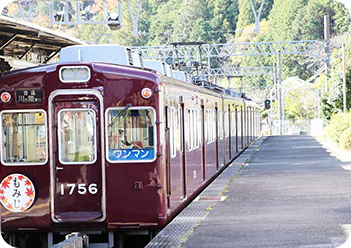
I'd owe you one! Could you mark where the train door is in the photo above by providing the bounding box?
[49,90,105,222]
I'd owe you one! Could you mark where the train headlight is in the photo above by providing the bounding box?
[77,67,90,79]
[141,88,152,99]
[1,92,11,103]
[59,66,91,83]
[61,68,75,81]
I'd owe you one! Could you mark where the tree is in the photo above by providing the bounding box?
[236,0,255,36]
[321,41,351,121]
[284,82,320,120]
[208,0,239,43]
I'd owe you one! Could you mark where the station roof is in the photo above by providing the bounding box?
[0,15,87,71]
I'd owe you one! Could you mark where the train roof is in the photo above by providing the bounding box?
[0,61,159,84]
[57,45,253,102]
[59,45,133,65]
[0,42,257,107]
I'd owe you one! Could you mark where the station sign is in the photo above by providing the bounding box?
[16,89,43,103]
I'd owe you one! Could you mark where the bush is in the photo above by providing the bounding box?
[324,112,351,146]
[340,127,351,150]
[261,110,268,119]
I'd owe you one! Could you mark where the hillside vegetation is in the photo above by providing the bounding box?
[5,0,351,123]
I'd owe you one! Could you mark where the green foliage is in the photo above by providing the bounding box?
[16,0,349,49]
[268,0,308,41]
[261,110,268,119]
[291,0,325,40]
[324,112,351,146]
[234,0,349,100]
[284,82,320,120]
[236,0,274,36]
[70,0,242,46]
[340,127,351,150]
[10,0,351,124]
[321,41,351,121]
[321,93,340,122]
[209,0,240,43]
[236,0,255,34]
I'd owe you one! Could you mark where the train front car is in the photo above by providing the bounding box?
[0,53,167,246]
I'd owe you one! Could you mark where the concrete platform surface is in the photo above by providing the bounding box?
[182,135,351,248]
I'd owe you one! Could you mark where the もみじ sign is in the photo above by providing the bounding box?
[0,174,35,212]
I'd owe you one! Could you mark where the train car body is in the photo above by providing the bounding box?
[0,45,260,247]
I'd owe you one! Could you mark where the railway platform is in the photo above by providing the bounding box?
[146,135,351,248]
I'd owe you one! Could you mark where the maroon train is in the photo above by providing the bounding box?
[0,45,260,247]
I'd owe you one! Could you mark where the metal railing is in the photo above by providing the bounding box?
[50,233,88,248]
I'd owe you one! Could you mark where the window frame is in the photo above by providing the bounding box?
[57,108,97,165]
[105,106,157,163]
[0,109,48,166]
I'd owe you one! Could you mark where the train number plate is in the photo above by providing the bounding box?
[16,89,43,103]
[59,183,98,195]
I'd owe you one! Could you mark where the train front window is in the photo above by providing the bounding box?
[58,109,97,164]
[1,110,47,165]
[106,107,156,162]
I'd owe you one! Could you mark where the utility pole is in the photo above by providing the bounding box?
[324,15,331,92]
[343,42,347,114]
[277,52,283,135]
[272,62,277,135]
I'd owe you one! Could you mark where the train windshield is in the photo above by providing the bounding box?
[58,109,97,164]
[1,110,47,165]
[106,107,156,162]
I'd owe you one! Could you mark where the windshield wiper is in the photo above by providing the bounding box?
[108,104,132,128]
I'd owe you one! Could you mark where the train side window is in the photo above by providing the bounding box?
[231,111,236,137]
[194,109,199,148]
[204,110,208,142]
[237,108,241,135]
[106,107,156,163]
[213,110,216,142]
[1,110,47,165]
[206,109,216,144]
[212,110,216,143]
[192,109,197,150]
[198,109,202,146]
[224,111,229,137]
[184,108,189,150]
[170,107,176,158]
[188,109,194,151]
[179,107,183,153]
[207,110,213,144]
[219,111,223,140]
[58,109,97,164]
[206,110,209,144]
[209,110,212,143]
[193,109,195,149]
